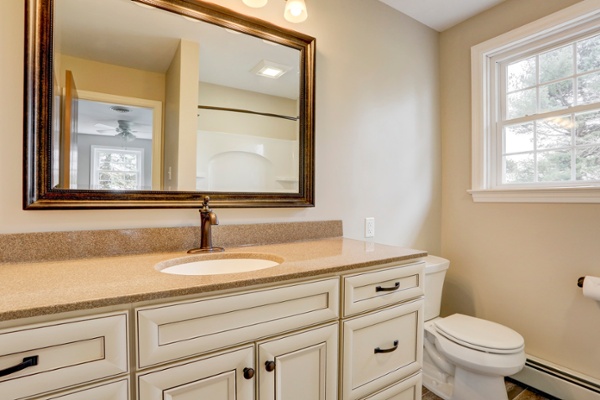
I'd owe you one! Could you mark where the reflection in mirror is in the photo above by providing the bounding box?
[24,0,315,208]
[55,0,300,193]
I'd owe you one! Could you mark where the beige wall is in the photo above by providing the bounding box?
[164,40,200,191]
[440,0,600,380]
[59,55,165,102]
[1,0,441,254]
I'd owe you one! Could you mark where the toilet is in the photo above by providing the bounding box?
[422,255,526,400]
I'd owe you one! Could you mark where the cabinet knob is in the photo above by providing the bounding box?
[243,367,255,379]
[265,360,276,372]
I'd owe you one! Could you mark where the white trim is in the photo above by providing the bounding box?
[511,355,600,400]
[469,187,600,203]
[470,0,600,202]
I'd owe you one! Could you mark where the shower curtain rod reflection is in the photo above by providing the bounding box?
[198,105,299,121]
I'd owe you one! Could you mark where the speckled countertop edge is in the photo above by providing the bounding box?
[0,237,426,322]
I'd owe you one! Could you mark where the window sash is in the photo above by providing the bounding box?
[490,28,600,189]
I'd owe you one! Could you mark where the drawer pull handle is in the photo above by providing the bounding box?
[265,360,276,372]
[375,282,400,292]
[243,367,255,380]
[0,356,39,377]
[374,340,399,354]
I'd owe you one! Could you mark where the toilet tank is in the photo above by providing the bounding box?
[423,255,450,321]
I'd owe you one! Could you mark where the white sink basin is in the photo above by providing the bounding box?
[156,255,282,276]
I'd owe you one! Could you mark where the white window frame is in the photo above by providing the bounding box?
[470,0,600,203]
[91,146,145,190]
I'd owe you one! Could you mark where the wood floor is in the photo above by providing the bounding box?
[422,378,560,400]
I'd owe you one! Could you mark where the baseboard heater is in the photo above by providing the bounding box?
[511,356,600,400]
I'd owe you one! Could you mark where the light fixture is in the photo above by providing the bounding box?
[284,0,307,23]
[241,0,308,23]
[252,60,291,79]
[110,106,131,113]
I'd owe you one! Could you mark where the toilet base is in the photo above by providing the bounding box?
[452,367,508,400]
[423,369,453,399]
[423,355,453,399]
[424,359,510,400]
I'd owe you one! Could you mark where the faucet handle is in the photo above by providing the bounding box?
[201,196,211,211]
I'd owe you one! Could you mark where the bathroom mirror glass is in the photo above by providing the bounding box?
[23,0,315,209]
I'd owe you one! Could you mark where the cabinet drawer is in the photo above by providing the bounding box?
[43,378,129,400]
[343,262,423,317]
[365,373,423,400]
[0,312,128,400]
[136,278,339,368]
[363,373,422,400]
[341,300,423,400]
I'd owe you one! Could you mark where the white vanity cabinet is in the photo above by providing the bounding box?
[135,278,340,400]
[340,262,424,400]
[0,311,129,400]
[135,260,424,400]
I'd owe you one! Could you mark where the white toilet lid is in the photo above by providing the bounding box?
[434,314,524,353]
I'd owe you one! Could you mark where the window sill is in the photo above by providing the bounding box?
[468,187,600,203]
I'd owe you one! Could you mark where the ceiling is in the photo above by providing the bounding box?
[378,0,505,32]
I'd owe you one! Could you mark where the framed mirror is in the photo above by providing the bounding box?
[24,0,315,209]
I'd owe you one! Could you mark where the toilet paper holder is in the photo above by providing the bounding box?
[578,277,585,288]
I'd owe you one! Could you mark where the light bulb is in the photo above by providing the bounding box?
[284,0,307,23]
[242,0,268,7]
[290,6,302,16]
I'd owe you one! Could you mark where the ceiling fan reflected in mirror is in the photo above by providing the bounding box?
[94,120,149,142]
[77,99,154,141]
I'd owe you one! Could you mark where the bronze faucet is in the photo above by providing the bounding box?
[188,196,224,253]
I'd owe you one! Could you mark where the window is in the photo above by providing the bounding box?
[502,34,600,185]
[91,146,144,190]
[471,0,600,203]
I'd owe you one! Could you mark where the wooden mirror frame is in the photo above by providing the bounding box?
[23,0,315,209]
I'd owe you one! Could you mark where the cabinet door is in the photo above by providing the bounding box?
[258,323,338,400]
[137,345,254,400]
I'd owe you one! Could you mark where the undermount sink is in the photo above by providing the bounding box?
[156,254,282,276]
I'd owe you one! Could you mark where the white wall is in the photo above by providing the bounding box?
[0,0,441,254]
[440,0,600,382]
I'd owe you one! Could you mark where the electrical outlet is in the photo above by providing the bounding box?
[365,217,375,238]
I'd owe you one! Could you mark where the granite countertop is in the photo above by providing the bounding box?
[0,237,426,321]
